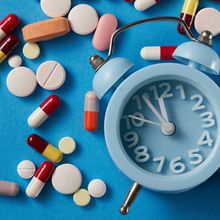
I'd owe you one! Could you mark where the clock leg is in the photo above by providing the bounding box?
[119,182,142,215]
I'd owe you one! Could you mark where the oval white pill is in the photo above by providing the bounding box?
[23,42,40,60]
[59,137,76,154]
[8,55,22,68]
[36,60,66,90]
[6,66,37,97]
[40,0,71,17]
[68,4,99,35]
[88,179,106,198]
[73,189,91,206]
[17,160,36,179]
[52,164,82,194]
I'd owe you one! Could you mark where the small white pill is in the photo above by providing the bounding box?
[23,42,40,60]
[59,137,76,154]
[88,179,106,198]
[68,4,99,35]
[8,55,22,68]
[17,160,36,179]
[73,189,91,206]
[134,0,158,11]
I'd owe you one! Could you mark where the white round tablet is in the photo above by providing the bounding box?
[40,0,71,17]
[88,179,107,198]
[17,160,36,179]
[52,164,82,194]
[73,189,91,206]
[8,55,22,68]
[59,137,76,154]
[6,66,37,97]
[23,43,40,60]
[68,4,99,35]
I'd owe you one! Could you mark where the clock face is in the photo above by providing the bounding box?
[120,80,217,176]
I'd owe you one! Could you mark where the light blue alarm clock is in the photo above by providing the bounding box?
[90,17,220,214]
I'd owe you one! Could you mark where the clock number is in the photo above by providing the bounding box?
[149,85,159,100]
[123,131,139,148]
[134,146,150,162]
[153,156,165,173]
[197,130,213,147]
[200,111,215,128]
[130,112,145,127]
[121,115,131,129]
[188,148,203,165]
[159,82,173,99]
[176,84,186,100]
[191,94,205,111]
[132,95,142,110]
[170,157,186,174]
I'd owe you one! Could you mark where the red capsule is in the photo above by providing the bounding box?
[0,14,19,41]
[0,35,18,63]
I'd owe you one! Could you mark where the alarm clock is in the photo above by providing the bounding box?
[89,16,220,214]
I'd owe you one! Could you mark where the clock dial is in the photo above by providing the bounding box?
[120,80,217,176]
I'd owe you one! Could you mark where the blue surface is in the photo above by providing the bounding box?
[1,0,220,220]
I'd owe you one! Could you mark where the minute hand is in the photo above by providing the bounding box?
[142,95,168,124]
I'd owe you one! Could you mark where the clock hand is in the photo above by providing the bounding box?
[128,115,161,126]
[158,97,169,122]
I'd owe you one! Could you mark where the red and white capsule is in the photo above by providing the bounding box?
[26,161,54,198]
[84,91,99,132]
[28,95,61,128]
[0,14,20,41]
[140,46,177,60]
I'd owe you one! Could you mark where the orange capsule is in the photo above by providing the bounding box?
[84,91,99,132]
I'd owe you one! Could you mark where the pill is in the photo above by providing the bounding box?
[0,181,19,197]
[140,46,177,60]
[68,4,99,35]
[28,95,61,128]
[177,0,199,34]
[134,0,160,11]
[52,164,82,195]
[58,137,76,154]
[0,35,19,63]
[84,91,99,132]
[36,61,66,90]
[22,17,70,43]
[26,161,54,198]
[73,189,91,207]
[23,42,40,60]
[0,14,19,41]
[88,179,107,198]
[8,55,22,68]
[27,134,63,163]
[17,160,36,179]
[6,66,37,97]
[92,14,118,51]
[40,0,71,17]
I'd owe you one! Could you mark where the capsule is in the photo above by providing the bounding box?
[0,14,20,41]
[124,0,134,2]
[84,91,99,132]
[27,134,63,163]
[28,95,61,128]
[26,161,54,198]
[177,0,199,34]
[134,0,160,11]
[0,35,18,63]
[0,180,19,197]
[140,46,177,60]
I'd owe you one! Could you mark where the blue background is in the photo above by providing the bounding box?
[1,0,220,219]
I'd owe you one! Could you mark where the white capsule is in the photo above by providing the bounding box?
[28,107,49,128]
[26,177,45,198]
[140,46,161,60]
[134,0,158,11]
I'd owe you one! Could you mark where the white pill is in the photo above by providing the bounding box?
[59,137,76,154]
[6,66,37,97]
[40,0,71,17]
[36,61,66,90]
[88,179,106,198]
[68,4,99,35]
[134,0,158,11]
[17,160,36,179]
[52,164,82,194]
[73,189,91,206]
[23,43,40,60]
[8,55,22,68]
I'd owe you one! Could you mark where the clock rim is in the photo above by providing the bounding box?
[104,63,220,193]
